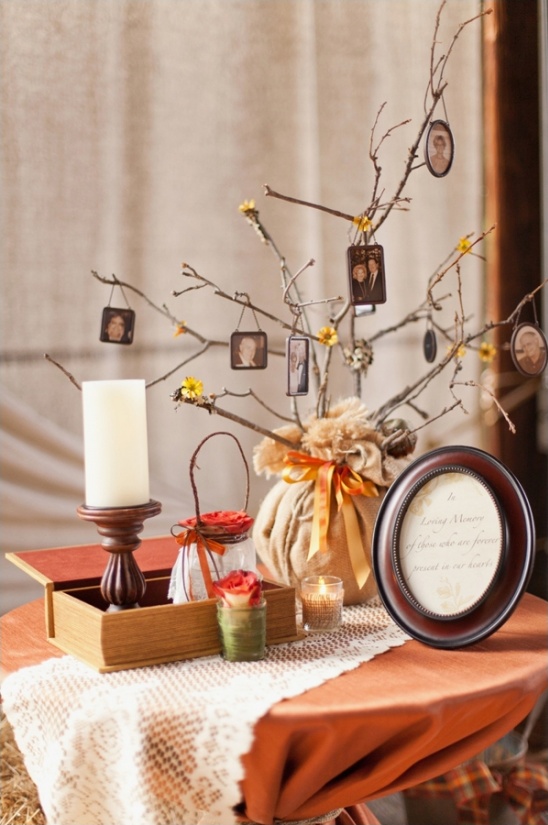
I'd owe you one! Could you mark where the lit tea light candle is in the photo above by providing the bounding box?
[82,379,150,507]
[301,575,344,633]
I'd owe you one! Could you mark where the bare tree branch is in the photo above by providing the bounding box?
[44,353,81,390]
[171,390,297,449]
[47,5,532,463]
[212,388,296,424]
[453,379,516,434]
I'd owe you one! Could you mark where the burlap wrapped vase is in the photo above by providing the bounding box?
[253,398,413,605]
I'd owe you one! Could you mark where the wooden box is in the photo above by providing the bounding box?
[6,536,300,673]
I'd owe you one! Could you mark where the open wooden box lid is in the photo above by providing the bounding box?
[6,535,179,591]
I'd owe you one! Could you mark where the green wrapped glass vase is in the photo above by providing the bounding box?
[213,569,266,662]
[217,599,266,662]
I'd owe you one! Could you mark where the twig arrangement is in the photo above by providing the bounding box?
[45,2,545,459]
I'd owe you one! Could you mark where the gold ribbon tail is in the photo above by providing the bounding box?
[340,495,370,589]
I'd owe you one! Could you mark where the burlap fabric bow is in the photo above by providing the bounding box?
[282,451,378,591]
[253,399,411,605]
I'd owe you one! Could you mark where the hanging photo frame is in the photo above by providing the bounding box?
[230,331,268,369]
[100,281,135,345]
[100,307,136,345]
[423,322,437,363]
[372,446,535,649]
[425,119,454,178]
[286,335,309,396]
[348,244,387,306]
[230,296,268,369]
[510,322,547,377]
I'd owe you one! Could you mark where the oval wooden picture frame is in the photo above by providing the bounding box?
[425,119,454,178]
[372,446,535,648]
[510,322,548,377]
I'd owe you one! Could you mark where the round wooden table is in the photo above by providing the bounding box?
[2,592,547,825]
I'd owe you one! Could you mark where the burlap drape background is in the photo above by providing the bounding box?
[0,0,483,612]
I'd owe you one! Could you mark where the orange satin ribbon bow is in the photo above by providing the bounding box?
[282,450,378,589]
[174,528,227,599]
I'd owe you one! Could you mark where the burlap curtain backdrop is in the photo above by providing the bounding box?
[0,0,483,612]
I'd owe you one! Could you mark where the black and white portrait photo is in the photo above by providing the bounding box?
[230,331,268,369]
[425,119,454,178]
[511,323,547,376]
[286,336,309,396]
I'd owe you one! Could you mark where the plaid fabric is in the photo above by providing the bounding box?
[404,759,548,825]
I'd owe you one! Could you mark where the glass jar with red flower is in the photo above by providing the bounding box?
[169,509,256,602]
[168,433,258,603]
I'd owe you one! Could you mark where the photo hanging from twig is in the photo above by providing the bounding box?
[286,335,309,396]
[423,320,437,363]
[348,244,387,306]
[100,307,136,345]
[510,322,547,377]
[425,119,454,178]
[230,331,268,369]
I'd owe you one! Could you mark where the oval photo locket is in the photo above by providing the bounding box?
[423,328,437,363]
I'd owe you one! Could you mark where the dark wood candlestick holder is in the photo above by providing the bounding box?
[77,500,162,612]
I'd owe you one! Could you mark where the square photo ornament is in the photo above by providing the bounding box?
[100,307,136,344]
[230,331,268,369]
[348,245,387,306]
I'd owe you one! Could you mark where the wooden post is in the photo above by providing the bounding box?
[483,0,547,588]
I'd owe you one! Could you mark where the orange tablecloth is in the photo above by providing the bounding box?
[2,594,547,825]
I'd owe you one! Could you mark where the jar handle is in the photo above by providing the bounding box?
[189,431,250,524]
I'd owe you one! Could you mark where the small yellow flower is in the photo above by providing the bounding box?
[479,342,497,363]
[239,199,256,214]
[317,326,338,346]
[173,322,187,337]
[352,215,372,233]
[457,236,472,254]
[447,343,467,359]
[180,376,204,399]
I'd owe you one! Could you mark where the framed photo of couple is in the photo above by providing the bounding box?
[348,245,387,306]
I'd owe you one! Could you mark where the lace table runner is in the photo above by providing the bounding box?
[2,599,409,825]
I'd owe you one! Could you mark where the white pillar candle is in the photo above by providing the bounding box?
[82,379,150,507]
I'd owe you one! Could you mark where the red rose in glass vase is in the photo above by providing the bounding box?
[215,569,266,661]
[213,569,263,607]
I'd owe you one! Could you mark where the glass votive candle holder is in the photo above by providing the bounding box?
[301,575,344,633]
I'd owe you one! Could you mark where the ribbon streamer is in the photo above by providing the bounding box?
[282,451,378,589]
[405,759,548,825]
[173,528,227,600]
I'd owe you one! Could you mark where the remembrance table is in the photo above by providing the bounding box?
[1,538,547,825]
